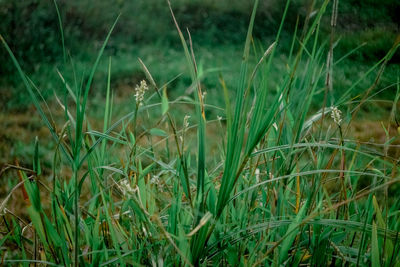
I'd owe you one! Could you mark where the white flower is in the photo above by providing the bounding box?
[330,106,342,126]
[134,80,149,105]
[217,116,222,121]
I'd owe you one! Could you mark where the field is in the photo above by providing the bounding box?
[1,0,400,266]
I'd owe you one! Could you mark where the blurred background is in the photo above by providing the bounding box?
[0,0,399,167]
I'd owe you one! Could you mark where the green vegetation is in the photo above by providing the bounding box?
[1,0,399,109]
[1,0,400,266]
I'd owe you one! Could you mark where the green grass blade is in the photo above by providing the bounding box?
[0,34,73,165]
[53,0,66,63]
[372,221,381,267]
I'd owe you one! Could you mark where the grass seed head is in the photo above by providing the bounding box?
[331,106,342,126]
[134,80,149,105]
[201,91,207,101]
[183,115,190,131]
[119,179,136,196]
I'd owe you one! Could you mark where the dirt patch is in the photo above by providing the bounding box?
[0,107,48,165]
[350,120,400,158]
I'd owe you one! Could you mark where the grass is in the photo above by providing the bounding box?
[2,0,399,111]
[1,0,400,266]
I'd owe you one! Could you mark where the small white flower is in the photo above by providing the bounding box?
[217,116,222,121]
[134,80,149,105]
[330,106,342,126]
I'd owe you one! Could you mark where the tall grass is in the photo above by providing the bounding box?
[1,0,400,266]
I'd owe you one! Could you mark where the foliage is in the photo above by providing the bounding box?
[1,0,400,266]
[1,0,399,110]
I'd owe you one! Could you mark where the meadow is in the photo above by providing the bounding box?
[0,0,400,266]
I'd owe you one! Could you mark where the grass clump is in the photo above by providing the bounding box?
[1,0,400,266]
